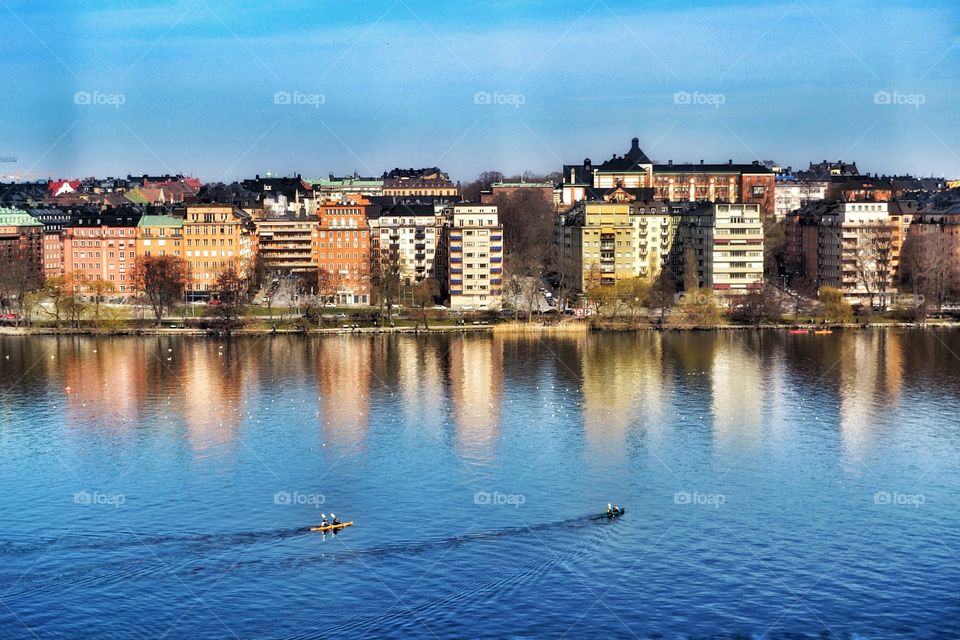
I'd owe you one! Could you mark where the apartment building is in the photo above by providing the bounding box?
[137,214,184,260]
[367,203,444,285]
[785,201,911,306]
[181,204,255,296]
[557,200,676,291]
[63,208,142,295]
[313,197,372,305]
[255,215,318,274]
[445,204,503,310]
[382,168,458,198]
[561,138,775,218]
[0,207,44,283]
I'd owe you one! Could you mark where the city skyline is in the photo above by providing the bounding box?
[1,0,959,182]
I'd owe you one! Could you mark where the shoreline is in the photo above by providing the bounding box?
[1,321,957,337]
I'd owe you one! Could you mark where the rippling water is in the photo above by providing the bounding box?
[1,330,958,638]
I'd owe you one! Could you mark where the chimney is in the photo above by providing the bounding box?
[668,160,673,166]
[631,137,640,151]
[584,158,592,170]
[728,159,733,165]
[700,159,704,166]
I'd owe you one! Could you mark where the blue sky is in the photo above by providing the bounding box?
[1,0,958,182]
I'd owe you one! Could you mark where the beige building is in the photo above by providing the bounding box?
[181,204,256,296]
[445,204,503,310]
[557,199,676,291]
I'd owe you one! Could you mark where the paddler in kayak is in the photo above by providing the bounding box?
[607,503,613,516]
[330,513,341,526]
[320,513,328,527]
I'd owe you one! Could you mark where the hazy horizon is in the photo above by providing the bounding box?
[2,0,958,183]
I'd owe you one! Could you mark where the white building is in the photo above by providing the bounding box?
[774,177,828,221]
[445,204,503,310]
[709,203,765,294]
[367,204,444,284]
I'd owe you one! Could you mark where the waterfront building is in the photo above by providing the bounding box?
[313,197,372,305]
[0,207,44,284]
[382,168,458,198]
[255,214,318,275]
[557,199,676,291]
[672,203,765,294]
[367,203,445,285]
[561,137,776,218]
[785,201,913,306]
[444,204,503,310]
[63,208,143,295]
[136,214,185,260]
[19,207,69,277]
[181,204,256,296]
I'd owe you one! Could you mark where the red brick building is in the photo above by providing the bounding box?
[312,196,372,305]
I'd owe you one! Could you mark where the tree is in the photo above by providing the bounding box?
[736,284,781,326]
[900,230,951,316]
[134,256,190,327]
[213,264,246,330]
[0,243,43,317]
[648,269,677,327]
[412,278,439,330]
[497,189,556,322]
[88,279,116,325]
[854,222,897,310]
[818,286,853,323]
[615,277,651,327]
[37,276,73,329]
[370,247,401,324]
[460,170,505,202]
[763,218,786,279]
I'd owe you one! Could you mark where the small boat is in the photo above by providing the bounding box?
[310,521,354,532]
[601,507,625,519]
[814,329,833,335]
[788,329,808,335]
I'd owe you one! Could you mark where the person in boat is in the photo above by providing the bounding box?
[320,513,328,527]
[607,503,613,516]
[613,504,621,515]
[330,513,340,526]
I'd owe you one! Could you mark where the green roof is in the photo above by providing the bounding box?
[124,188,150,204]
[308,178,383,187]
[138,214,184,228]
[0,207,43,227]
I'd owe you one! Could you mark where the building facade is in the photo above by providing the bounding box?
[181,204,255,296]
[561,138,776,218]
[367,203,444,285]
[445,205,503,310]
[137,214,185,261]
[255,215,318,274]
[0,207,44,286]
[382,168,458,197]
[313,197,372,305]
[63,209,143,295]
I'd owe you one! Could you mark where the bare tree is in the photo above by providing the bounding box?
[370,246,401,324]
[854,222,897,310]
[648,269,677,327]
[134,255,189,327]
[213,265,246,331]
[0,243,43,317]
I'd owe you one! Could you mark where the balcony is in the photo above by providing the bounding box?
[450,257,462,263]
[415,253,425,260]
[490,257,502,263]
[491,279,502,285]
[450,234,462,241]
[451,268,463,274]
[491,246,502,252]
[490,268,502,274]
[415,243,426,250]
[450,279,463,285]
[490,235,502,241]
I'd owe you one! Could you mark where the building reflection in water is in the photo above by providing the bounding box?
[317,336,371,449]
[839,331,903,465]
[710,335,764,457]
[580,334,670,460]
[396,338,445,436]
[447,335,503,461]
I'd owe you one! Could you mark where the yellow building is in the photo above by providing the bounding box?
[181,204,255,295]
[558,199,676,290]
[136,214,184,261]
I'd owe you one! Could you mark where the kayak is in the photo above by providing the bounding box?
[814,330,833,335]
[601,508,625,519]
[788,329,808,334]
[310,521,354,532]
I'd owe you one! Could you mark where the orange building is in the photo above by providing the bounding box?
[312,197,372,305]
[63,209,142,295]
[181,204,255,296]
[136,214,185,261]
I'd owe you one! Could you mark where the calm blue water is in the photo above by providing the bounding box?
[1,331,958,639]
